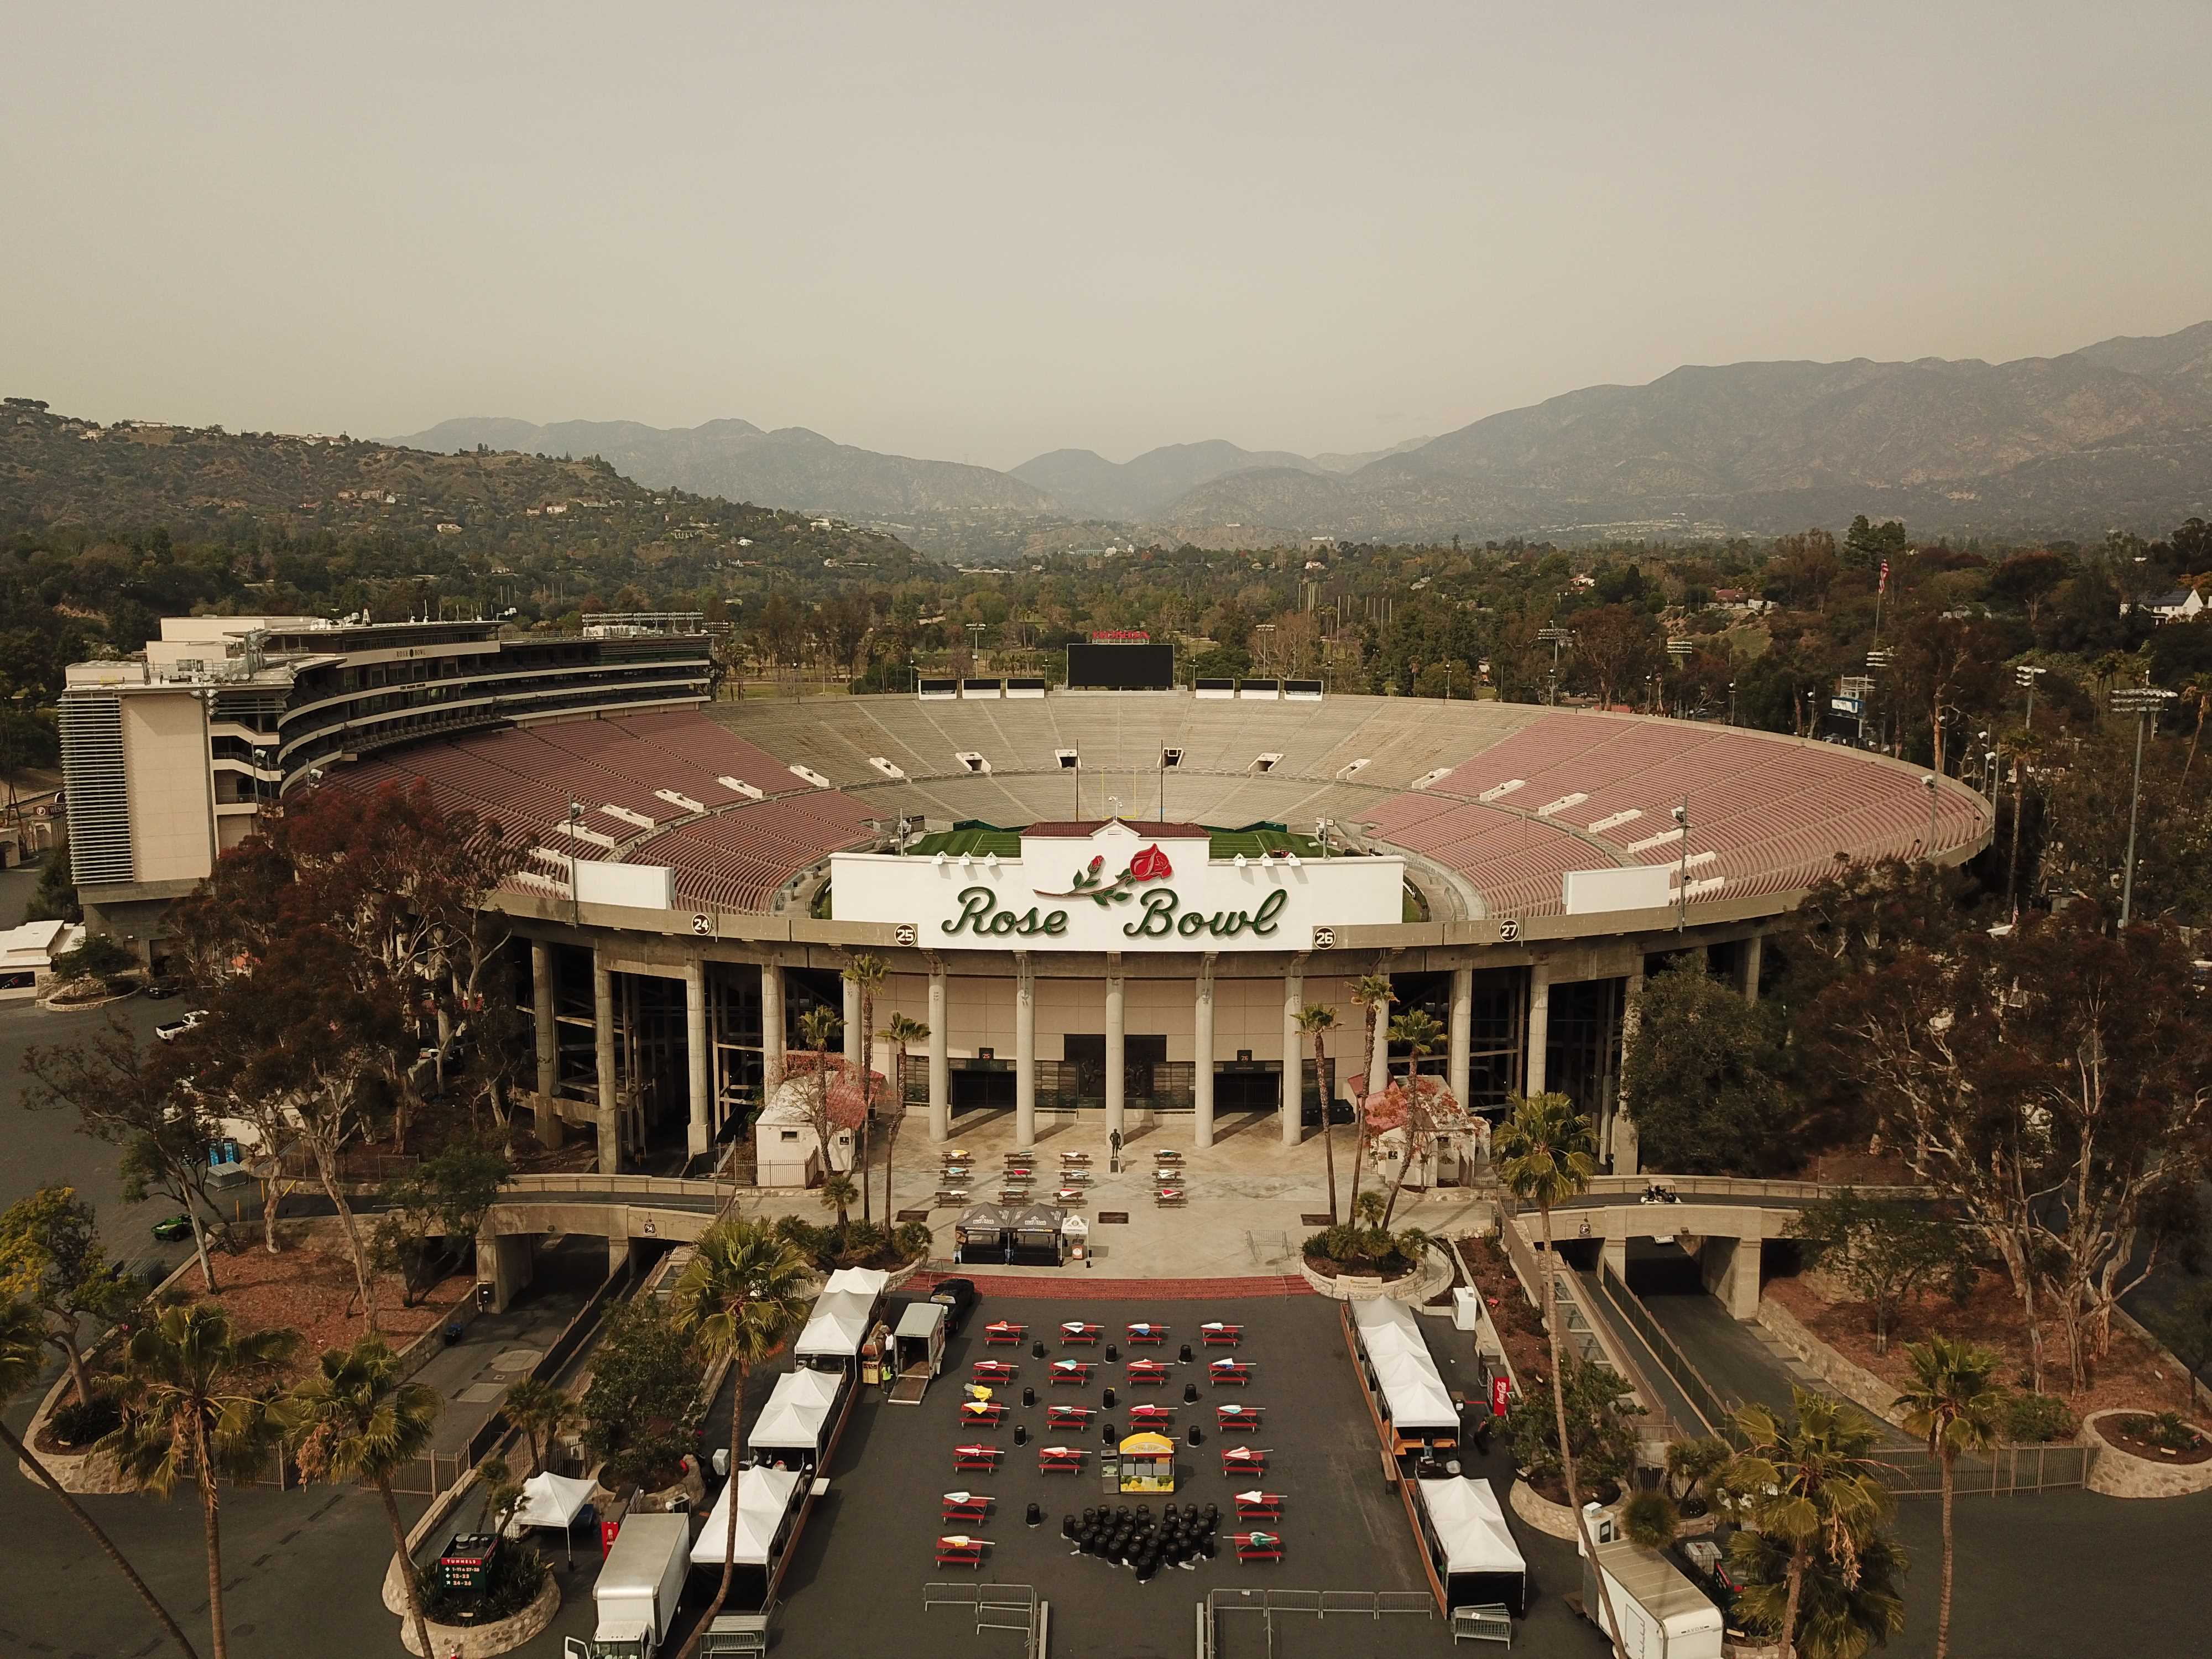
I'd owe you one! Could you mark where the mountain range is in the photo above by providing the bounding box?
[393,321,2212,544]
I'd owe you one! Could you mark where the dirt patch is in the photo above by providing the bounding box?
[2099,1413,2212,1464]
[1765,1266,2212,1430]
[176,1220,472,1379]
[1454,1234,1553,1384]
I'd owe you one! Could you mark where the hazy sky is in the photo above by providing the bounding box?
[6,2,2209,471]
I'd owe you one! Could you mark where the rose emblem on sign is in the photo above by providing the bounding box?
[1129,844,1172,883]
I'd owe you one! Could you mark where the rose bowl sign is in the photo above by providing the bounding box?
[830,820,1402,952]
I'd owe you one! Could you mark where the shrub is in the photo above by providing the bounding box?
[49,1391,121,1447]
[892,1221,933,1261]
[50,933,137,984]
[1620,1488,1681,1550]
[2001,1390,2076,1444]
[424,1541,547,1624]
[1505,1354,1641,1493]
[2147,1411,2201,1453]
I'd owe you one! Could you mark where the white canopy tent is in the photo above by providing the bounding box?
[691,1465,805,1569]
[795,1290,875,1365]
[821,1267,889,1299]
[1417,1477,1526,1613]
[748,1369,844,1462]
[505,1470,596,1563]
[1373,1348,1460,1432]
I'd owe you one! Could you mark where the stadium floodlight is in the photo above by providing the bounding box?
[2111,686,2178,926]
[1671,799,1690,931]
[1537,626,1573,705]
[2004,666,2047,919]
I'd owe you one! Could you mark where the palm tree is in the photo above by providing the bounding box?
[842,954,888,1223]
[500,1374,573,1477]
[1379,1008,1443,1227]
[1294,1004,1340,1222]
[818,1172,860,1235]
[669,1217,812,1659]
[282,1338,445,1659]
[1493,1092,1624,1658]
[881,1013,928,1223]
[1721,1388,1894,1659]
[1729,1525,1908,1659]
[100,1303,300,1659]
[1348,975,1396,1216]
[1895,1336,2001,1659]
[0,1298,203,1659]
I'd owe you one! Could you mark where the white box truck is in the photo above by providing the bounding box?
[592,1512,693,1657]
[1579,1512,1724,1659]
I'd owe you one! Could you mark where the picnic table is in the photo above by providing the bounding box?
[1155,1186,1188,1206]
[1126,1359,1170,1386]
[941,1492,992,1524]
[983,1321,1026,1347]
[934,1188,971,1207]
[971,1359,1018,1383]
[957,1399,1006,1427]
[1037,1444,1086,1474]
[1215,1404,1264,1431]
[1051,1187,1087,1205]
[1045,1404,1095,1428]
[1232,1531,1284,1563]
[1233,1490,1284,1520]
[935,1535,990,1569]
[1125,1322,1169,1344]
[1048,1360,1093,1385]
[1058,1150,1093,1165]
[1153,1149,1185,1165]
[1208,1358,1253,1385]
[1220,1446,1270,1475]
[953,1444,1002,1471]
[1126,1404,1175,1429]
[1201,1321,1243,1346]
[1058,1321,1101,1344]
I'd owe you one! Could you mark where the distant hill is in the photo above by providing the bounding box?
[392,416,1052,518]
[0,399,906,561]
[1157,325,2212,540]
[1009,440,1333,520]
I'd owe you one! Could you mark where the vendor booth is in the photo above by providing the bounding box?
[796,1290,879,1374]
[952,1202,1069,1265]
[1007,1203,1067,1265]
[1059,1213,1089,1264]
[889,1301,948,1404]
[1415,1476,1526,1616]
[1118,1431,1176,1494]
[747,1368,845,1469]
[503,1470,596,1564]
[1347,1298,1460,1459]
[690,1465,808,1611]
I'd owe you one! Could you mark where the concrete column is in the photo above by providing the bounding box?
[1738,933,1764,1004]
[1700,1235,1762,1320]
[760,962,785,1093]
[1281,969,1304,1146]
[1601,1233,1629,1284]
[684,959,710,1159]
[1014,957,1036,1147]
[1614,957,1645,1175]
[1448,965,1473,1110]
[842,974,863,1066]
[530,940,564,1150]
[531,940,557,1098]
[592,951,620,1176]
[474,1233,534,1314]
[1193,959,1216,1149]
[1104,967,1126,1142]
[1525,962,1550,1098]
[607,1233,639,1280]
[927,964,950,1142]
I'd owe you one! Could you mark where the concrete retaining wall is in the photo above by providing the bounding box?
[1755,1294,1910,1429]
[2081,1411,2212,1499]
[397,1573,560,1658]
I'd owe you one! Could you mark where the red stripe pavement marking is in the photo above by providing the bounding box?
[908,1272,1313,1300]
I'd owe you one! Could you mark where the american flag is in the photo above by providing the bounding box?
[1879,559,1889,594]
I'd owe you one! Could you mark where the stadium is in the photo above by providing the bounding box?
[60,621,1994,1178]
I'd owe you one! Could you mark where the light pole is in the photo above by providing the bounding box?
[567,797,585,925]
[1666,638,1692,718]
[2111,686,2177,927]
[1865,646,1894,752]
[1726,679,1738,727]
[1922,774,1938,860]
[1671,798,1689,931]
[2006,665,2045,920]
[1537,627,1571,706]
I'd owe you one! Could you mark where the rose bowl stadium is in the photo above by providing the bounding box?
[60,617,1991,1177]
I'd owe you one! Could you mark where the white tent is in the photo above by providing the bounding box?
[1373,1348,1460,1431]
[795,1290,875,1362]
[1417,1478,1526,1613]
[691,1465,805,1568]
[506,1470,597,1563]
[821,1266,889,1299]
[749,1369,843,1458]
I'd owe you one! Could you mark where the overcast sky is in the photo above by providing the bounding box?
[6,2,2209,471]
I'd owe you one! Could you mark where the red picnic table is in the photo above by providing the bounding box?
[1045,1404,1095,1428]
[940,1491,992,1524]
[1125,1359,1170,1386]
[971,1359,1019,1383]
[1232,1531,1284,1564]
[1125,1404,1175,1430]
[935,1535,990,1569]
[1208,1358,1253,1386]
[1048,1360,1093,1385]
[1037,1444,1087,1474]
[1233,1490,1284,1521]
[1214,1404,1264,1431]
[1125,1322,1169,1344]
[1200,1321,1243,1346]
[983,1321,1026,1347]
[1058,1321,1101,1345]
[957,1400,1006,1427]
[1220,1446,1270,1475]
[953,1444,1003,1472]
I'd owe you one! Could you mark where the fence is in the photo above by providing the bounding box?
[923,1581,1041,1649]
[1573,1175,1932,1204]
[1596,1261,1738,1436]
[1203,1589,1433,1658]
[1879,1441,2093,1496]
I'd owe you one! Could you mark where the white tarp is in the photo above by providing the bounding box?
[821,1267,889,1299]
[748,1369,843,1454]
[795,1290,875,1359]
[1418,1477,1525,1579]
[691,1466,804,1568]
[509,1470,596,1531]
[1373,1348,1460,1431]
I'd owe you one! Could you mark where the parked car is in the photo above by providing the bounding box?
[143,975,182,999]
[150,1214,194,1243]
[929,1276,978,1335]
[153,1010,209,1042]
